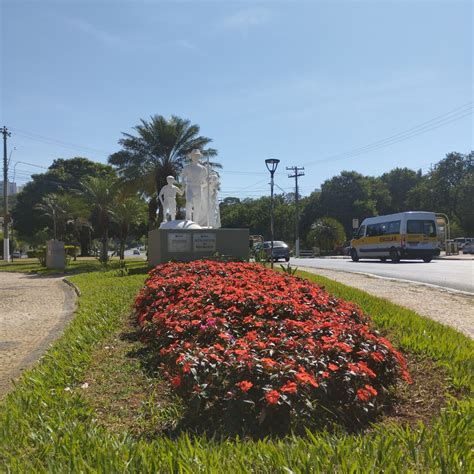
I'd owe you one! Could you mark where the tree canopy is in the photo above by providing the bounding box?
[12,157,113,244]
[108,115,217,228]
[221,150,474,245]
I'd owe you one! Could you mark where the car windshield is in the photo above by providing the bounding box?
[263,241,287,248]
[274,241,287,247]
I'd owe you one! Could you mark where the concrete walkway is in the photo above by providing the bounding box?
[0,273,77,398]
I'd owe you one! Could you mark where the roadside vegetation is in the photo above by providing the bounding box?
[0,260,472,472]
[4,137,473,263]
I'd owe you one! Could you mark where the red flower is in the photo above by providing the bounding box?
[265,390,280,405]
[370,351,385,363]
[236,380,253,392]
[356,384,378,402]
[295,371,318,387]
[281,381,297,394]
[261,358,278,370]
[136,260,411,425]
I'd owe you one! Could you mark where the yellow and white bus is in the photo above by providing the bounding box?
[350,211,440,263]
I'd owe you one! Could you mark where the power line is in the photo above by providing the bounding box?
[7,126,112,155]
[302,102,473,167]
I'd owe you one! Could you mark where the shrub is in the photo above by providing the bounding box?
[135,261,411,432]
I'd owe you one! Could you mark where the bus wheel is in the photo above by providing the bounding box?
[380,258,387,262]
[350,248,359,262]
[390,248,401,263]
[423,256,432,263]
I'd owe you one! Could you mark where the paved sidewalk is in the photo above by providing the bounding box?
[298,266,473,339]
[0,273,77,398]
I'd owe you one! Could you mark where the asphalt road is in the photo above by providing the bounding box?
[290,257,474,294]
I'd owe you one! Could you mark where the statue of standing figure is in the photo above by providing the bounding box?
[158,176,183,222]
[208,169,221,228]
[181,149,207,223]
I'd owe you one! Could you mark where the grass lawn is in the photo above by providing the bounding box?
[0,256,145,275]
[0,260,472,472]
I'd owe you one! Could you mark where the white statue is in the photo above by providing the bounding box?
[158,176,183,223]
[208,169,221,228]
[181,149,207,223]
[198,164,210,227]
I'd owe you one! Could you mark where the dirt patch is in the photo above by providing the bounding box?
[81,317,462,439]
[380,354,465,429]
[81,320,182,439]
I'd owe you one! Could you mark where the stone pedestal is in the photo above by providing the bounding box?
[46,240,66,270]
[148,228,250,266]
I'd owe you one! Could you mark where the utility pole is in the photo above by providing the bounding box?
[287,166,305,258]
[2,126,11,262]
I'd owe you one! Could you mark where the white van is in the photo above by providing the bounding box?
[350,211,440,263]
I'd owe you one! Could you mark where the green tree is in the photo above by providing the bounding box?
[299,191,323,246]
[34,194,67,240]
[380,167,421,213]
[220,195,295,244]
[79,175,119,263]
[12,157,113,249]
[307,217,346,254]
[368,177,392,215]
[455,171,474,235]
[407,151,473,234]
[109,115,217,228]
[319,171,376,234]
[111,195,147,260]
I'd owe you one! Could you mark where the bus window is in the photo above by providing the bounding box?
[407,220,437,237]
[366,224,377,237]
[387,220,400,234]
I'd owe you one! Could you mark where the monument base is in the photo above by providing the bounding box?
[148,227,249,266]
[46,239,66,270]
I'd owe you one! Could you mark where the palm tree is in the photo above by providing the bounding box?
[79,175,119,263]
[111,196,146,260]
[34,193,66,240]
[109,115,218,228]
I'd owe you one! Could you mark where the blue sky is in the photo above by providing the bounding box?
[1,0,472,199]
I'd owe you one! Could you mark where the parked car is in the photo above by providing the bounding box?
[462,242,474,254]
[254,241,290,262]
[12,251,21,258]
[334,241,351,256]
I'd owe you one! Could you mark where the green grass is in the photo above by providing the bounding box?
[0,256,146,275]
[0,263,472,472]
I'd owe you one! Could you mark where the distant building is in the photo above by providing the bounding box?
[0,181,18,195]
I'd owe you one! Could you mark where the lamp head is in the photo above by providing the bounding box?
[265,158,280,173]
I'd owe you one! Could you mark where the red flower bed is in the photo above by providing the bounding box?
[135,261,411,430]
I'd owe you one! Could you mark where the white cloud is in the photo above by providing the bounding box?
[219,7,273,34]
[67,17,124,48]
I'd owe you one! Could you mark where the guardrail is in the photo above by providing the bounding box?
[297,249,315,258]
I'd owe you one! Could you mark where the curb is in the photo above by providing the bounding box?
[63,277,81,297]
[296,265,474,297]
[298,256,473,261]
[435,257,474,261]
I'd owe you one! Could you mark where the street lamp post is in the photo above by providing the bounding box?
[265,158,280,269]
